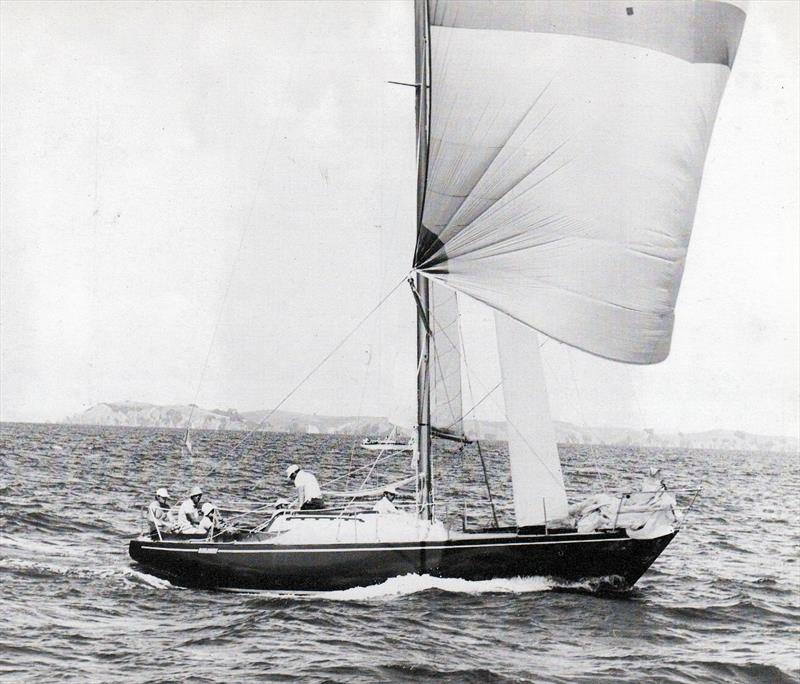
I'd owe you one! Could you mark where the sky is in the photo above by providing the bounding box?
[1,1,797,437]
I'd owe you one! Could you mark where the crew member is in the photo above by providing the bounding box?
[642,467,667,493]
[147,487,175,535]
[373,485,399,514]
[198,502,218,535]
[177,485,204,533]
[286,464,325,510]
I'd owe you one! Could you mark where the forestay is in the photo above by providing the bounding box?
[415,0,746,364]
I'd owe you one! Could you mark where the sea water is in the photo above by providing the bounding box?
[1,423,797,683]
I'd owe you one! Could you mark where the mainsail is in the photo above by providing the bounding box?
[415,0,746,364]
[495,313,567,526]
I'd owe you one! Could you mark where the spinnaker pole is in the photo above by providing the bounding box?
[414,0,433,521]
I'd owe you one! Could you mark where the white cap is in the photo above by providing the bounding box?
[383,485,398,495]
[189,485,203,497]
[201,502,215,515]
[156,487,170,499]
[286,464,300,479]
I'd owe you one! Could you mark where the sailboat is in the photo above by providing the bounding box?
[129,0,746,591]
[361,426,416,452]
[181,427,193,457]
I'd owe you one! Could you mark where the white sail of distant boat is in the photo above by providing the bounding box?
[131,0,747,592]
[181,427,193,456]
[361,425,415,452]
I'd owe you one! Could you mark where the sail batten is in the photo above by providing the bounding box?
[414,0,745,365]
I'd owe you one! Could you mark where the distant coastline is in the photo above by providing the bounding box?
[51,400,800,454]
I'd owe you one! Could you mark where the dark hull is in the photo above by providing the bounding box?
[129,529,676,592]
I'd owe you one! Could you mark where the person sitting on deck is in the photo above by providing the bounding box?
[198,502,220,535]
[634,466,670,508]
[147,487,175,535]
[286,464,325,510]
[642,467,666,494]
[176,485,204,533]
[373,485,399,514]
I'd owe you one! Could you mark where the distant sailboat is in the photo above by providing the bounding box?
[181,427,193,457]
[361,426,416,452]
[130,0,746,591]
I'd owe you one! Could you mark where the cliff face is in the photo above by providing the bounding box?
[550,423,798,453]
[62,402,799,453]
[63,402,392,436]
[64,401,252,431]
[238,410,394,436]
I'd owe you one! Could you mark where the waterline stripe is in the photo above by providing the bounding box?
[138,535,648,555]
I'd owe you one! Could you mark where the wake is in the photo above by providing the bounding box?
[221,573,558,601]
[0,533,94,558]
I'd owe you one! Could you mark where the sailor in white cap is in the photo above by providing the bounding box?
[286,464,325,510]
[198,502,220,535]
[176,485,204,533]
[147,487,175,535]
[373,485,399,514]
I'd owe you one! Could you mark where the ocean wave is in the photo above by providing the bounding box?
[688,660,798,684]
[120,567,175,590]
[2,425,798,682]
[655,596,799,625]
[0,556,119,581]
[0,533,96,558]
[378,662,516,684]
[552,574,633,595]
[2,509,110,536]
[0,555,179,596]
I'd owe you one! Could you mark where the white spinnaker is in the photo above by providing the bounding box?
[417,0,746,364]
[429,282,464,439]
[495,312,568,526]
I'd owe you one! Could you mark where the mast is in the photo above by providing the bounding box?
[415,275,432,520]
[414,0,433,521]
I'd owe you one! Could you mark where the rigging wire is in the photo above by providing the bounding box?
[336,448,387,519]
[205,274,409,477]
[476,440,499,528]
[439,382,501,435]
[424,293,566,491]
[322,448,407,489]
[346,346,374,488]
[565,346,610,489]
[183,28,312,440]
[415,279,500,525]
[458,344,566,491]
[455,303,500,527]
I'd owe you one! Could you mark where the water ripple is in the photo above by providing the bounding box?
[1,423,798,683]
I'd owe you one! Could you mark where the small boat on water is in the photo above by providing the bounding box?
[129,0,746,592]
[361,428,415,452]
